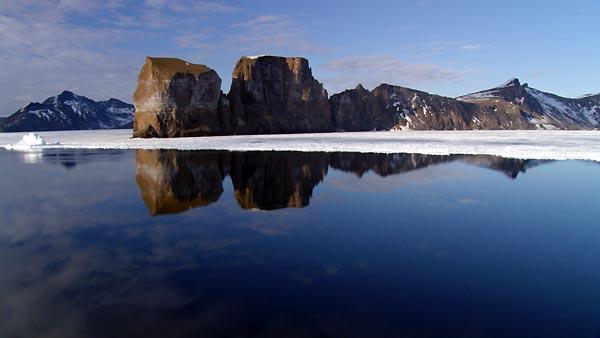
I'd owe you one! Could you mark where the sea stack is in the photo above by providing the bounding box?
[228,56,333,134]
[132,57,231,138]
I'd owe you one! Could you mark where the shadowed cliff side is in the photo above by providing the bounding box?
[228,56,333,134]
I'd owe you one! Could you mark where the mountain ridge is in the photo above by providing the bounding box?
[0,91,134,132]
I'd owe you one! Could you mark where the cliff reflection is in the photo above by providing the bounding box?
[135,150,228,215]
[135,150,548,215]
[230,152,328,210]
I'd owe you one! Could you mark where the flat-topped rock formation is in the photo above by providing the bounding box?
[129,56,599,138]
[228,56,333,134]
[132,57,231,138]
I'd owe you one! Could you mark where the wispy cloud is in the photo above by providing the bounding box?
[175,15,326,54]
[0,0,242,113]
[323,55,477,93]
[421,41,491,55]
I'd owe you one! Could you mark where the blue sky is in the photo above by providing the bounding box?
[1,0,599,114]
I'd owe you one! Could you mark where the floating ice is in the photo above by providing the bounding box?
[1,130,600,161]
[2,132,59,151]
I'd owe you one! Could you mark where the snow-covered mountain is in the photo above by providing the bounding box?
[0,91,134,132]
[457,78,600,129]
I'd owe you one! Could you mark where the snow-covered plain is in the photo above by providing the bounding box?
[1,129,600,161]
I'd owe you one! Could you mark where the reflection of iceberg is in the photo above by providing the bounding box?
[134,150,550,215]
[3,133,59,151]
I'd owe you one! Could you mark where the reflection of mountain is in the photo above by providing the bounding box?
[331,153,548,179]
[460,156,548,179]
[135,150,551,214]
[230,152,328,210]
[135,150,228,215]
[330,153,453,177]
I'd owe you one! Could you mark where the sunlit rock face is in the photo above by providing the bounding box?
[229,152,329,210]
[132,57,231,138]
[228,56,333,134]
[135,150,228,215]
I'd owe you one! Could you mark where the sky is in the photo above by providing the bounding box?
[0,0,599,115]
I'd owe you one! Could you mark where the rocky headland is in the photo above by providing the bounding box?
[125,55,600,137]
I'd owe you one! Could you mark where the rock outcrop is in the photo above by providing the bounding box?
[127,56,599,137]
[228,56,333,134]
[133,57,231,138]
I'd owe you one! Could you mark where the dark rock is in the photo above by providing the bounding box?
[329,84,394,131]
[228,56,333,134]
[132,57,231,138]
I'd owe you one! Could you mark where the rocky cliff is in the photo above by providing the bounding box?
[132,57,231,138]
[329,78,599,131]
[129,56,599,137]
[228,56,332,134]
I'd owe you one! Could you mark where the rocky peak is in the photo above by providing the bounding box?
[354,84,368,94]
[498,78,521,88]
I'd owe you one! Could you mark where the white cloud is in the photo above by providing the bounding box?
[174,15,325,54]
[323,55,476,93]
[0,0,243,114]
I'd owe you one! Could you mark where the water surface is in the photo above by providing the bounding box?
[0,149,599,338]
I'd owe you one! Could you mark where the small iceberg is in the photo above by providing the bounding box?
[3,133,59,151]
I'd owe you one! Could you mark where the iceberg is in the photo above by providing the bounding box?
[2,133,59,151]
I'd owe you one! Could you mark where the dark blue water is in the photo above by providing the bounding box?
[0,149,599,338]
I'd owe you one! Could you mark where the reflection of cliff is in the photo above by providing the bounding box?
[230,152,329,210]
[330,153,455,177]
[134,150,550,215]
[135,150,228,215]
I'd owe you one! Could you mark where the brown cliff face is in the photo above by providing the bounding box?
[135,150,228,215]
[133,57,231,138]
[228,56,333,134]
